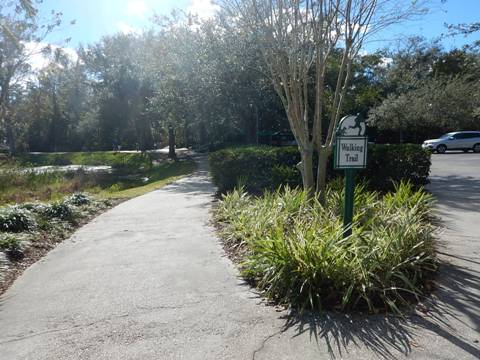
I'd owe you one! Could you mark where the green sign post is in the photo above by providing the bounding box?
[334,115,368,238]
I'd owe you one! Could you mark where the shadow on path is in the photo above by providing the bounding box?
[428,174,480,212]
[275,258,480,359]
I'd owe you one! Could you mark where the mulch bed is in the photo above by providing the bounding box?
[0,199,123,296]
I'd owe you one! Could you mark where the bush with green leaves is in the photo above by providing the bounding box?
[18,202,47,213]
[0,206,36,232]
[0,234,21,251]
[215,181,437,313]
[41,201,75,222]
[66,193,92,206]
[209,145,431,193]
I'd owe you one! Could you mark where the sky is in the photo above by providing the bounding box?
[38,0,218,46]
[37,0,480,50]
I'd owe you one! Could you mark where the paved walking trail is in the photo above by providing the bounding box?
[0,155,479,359]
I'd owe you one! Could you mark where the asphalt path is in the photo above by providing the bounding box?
[0,154,479,359]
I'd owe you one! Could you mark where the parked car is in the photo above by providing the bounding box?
[422,131,480,153]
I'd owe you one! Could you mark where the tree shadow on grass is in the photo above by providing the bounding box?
[277,260,480,359]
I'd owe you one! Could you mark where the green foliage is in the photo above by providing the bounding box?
[209,145,431,193]
[216,182,437,313]
[365,144,431,191]
[0,157,195,205]
[65,193,91,206]
[369,76,480,137]
[209,146,299,193]
[0,170,66,196]
[41,201,75,222]
[0,234,21,251]
[0,206,36,232]
[16,152,152,170]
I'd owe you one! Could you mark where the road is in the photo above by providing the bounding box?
[0,154,479,359]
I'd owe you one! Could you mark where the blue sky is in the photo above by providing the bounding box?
[38,0,479,50]
[39,0,213,45]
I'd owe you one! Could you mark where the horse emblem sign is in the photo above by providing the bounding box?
[334,115,368,169]
[337,115,366,137]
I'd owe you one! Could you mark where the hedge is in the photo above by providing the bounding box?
[209,145,431,193]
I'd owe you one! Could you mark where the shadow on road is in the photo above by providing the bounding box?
[277,260,480,359]
[163,155,215,197]
[164,169,214,196]
[428,174,480,212]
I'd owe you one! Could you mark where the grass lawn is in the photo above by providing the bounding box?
[0,156,196,205]
[14,151,155,169]
[98,160,197,199]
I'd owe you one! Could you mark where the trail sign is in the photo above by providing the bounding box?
[334,115,368,238]
[334,137,368,169]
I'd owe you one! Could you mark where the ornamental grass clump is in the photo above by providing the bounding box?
[0,206,37,233]
[66,193,92,206]
[41,201,75,222]
[215,181,437,313]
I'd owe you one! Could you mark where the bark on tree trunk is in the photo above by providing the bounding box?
[298,147,315,197]
[6,119,16,156]
[316,147,330,201]
[168,124,176,160]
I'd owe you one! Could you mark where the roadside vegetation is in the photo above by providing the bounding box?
[15,152,153,169]
[215,182,437,314]
[209,145,431,194]
[0,155,195,205]
[0,151,196,293]
[211,145,437,313]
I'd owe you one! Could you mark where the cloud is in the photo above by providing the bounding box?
[23,42,78,72]
[117,21,140,34]
[126,0,148,17]
[380,57,393,68]
[24,42,50,71]
[187,0,219,19]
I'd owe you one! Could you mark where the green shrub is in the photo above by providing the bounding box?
[18,202,47,212]
[365,144,431,191]
[209,146,299,193]
[209,145,431,193]
[66,192,91,206]
[0,206,37,232]
[41,201,75,222]
[0,234,21,251]
[215,182,437,313]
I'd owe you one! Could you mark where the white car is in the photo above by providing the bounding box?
[422,131,480,153]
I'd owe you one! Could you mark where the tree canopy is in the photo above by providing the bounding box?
[0,1,479,159]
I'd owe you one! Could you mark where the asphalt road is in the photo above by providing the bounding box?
[0,154,479,359]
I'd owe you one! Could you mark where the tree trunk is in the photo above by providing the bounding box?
[168,124,176,160]
[316,147,330,201]
[5,119,16,156]
[297,147,315,197]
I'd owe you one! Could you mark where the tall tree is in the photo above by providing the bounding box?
[0,1,63,154]
[220,0,428,196]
